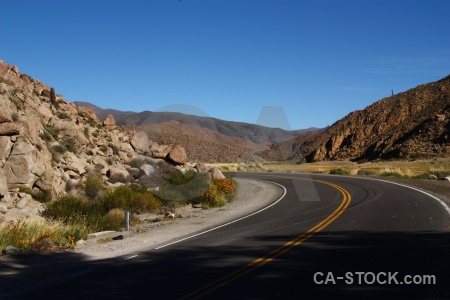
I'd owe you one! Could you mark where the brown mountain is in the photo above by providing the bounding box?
[74,101,320,144]
[261,75,450,162]
[73,102,322,163]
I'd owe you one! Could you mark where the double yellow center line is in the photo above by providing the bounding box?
[180,177,352,299]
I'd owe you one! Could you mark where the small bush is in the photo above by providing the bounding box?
[59,139,77,153]
[329,168,350,175]
[380,171,403,178]
[19,186,32,194]
[39,131,53,142]
[43,125,59,139]
[155,171,210,203]
[84,175,105,200]
[57,112,70,120]
[83,127,89,138]
[103,186,162,213]
[199,178,239,207]
[0,219,87,253]
[32,189,52,203]
[52,144,66,154]
[357,169,376,176]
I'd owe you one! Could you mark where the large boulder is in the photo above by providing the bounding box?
[2,138,51,188]
[130,130,150,153]
[207,168,226,181]
[139,164,155,177]
[150,143,172,159]
[167,145,187,165]
[0,123,19,136]
[103,114,117,131]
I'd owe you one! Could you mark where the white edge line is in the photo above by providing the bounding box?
[155,178,287,250]
[360,176,450,216]
[123,255,139,260]
[310,173,450,217]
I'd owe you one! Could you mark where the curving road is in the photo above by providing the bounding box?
[2,173,449,299]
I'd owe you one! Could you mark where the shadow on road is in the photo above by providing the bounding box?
[1,231,449,299]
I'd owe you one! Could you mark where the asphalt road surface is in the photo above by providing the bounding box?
[1,173,449,299]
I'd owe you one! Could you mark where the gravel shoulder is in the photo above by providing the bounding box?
[74,178,284,260]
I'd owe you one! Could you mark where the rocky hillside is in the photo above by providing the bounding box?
[0,59,225,222]
[142,120,266,163]
[75,102,320,144]
[261,75,450,162]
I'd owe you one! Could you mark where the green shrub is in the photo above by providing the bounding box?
[19,186,32,194]
[155,171,210,203]
[199,178,238,207]
[32,189,52,203]
[103,186,162,213]
[57,112,70,120]
[59,138,77,153]
[329,168,350,175]
[43,125,59,139]
[52,144,65,154]
[84,175,105,200]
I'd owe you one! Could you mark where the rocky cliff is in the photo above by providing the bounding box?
[261,75,450,162]
[0,59,223,222]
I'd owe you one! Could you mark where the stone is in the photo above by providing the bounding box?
[195,162,209,174]
[103,114,116,127]
[139,164,155,177]
[75,239,85,246]
[209,168,226,180]
[0,111,12,123]
[65,179,79,192]
[0,173,7,195]
[167,145,187,165]
[0,203,7,213]
[16,194,32,208]
[1,193,12,204]
[70,161,87,175]
[0,123,19,136]
[150,143,172,159]
[108,167,130,181]
[130,130,150,153]
[2,245,19,255]
[0,136,13,161]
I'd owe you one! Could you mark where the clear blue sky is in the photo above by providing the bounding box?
[1,0,449,130]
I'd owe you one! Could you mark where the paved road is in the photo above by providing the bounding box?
[2,173,449,299]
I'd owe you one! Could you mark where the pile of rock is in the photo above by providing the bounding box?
[0,58,225,223]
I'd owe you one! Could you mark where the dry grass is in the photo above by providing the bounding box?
[208,157,450,178]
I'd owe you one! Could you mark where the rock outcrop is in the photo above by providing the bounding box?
[0,58,226,223]
[261,75,450,162]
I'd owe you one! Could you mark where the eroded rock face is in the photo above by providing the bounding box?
[0,58,221,223]
[262,75,450,162]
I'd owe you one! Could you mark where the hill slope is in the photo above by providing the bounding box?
[261,75,450,162]
[74,101,319,144]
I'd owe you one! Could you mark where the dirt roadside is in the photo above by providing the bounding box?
[74,178,284,259]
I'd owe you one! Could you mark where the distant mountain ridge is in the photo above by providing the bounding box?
[73,101,321,145]
[261,75,450,162]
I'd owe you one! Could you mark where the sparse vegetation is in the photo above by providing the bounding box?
[57,112,70,120]
[329,168,350,175]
